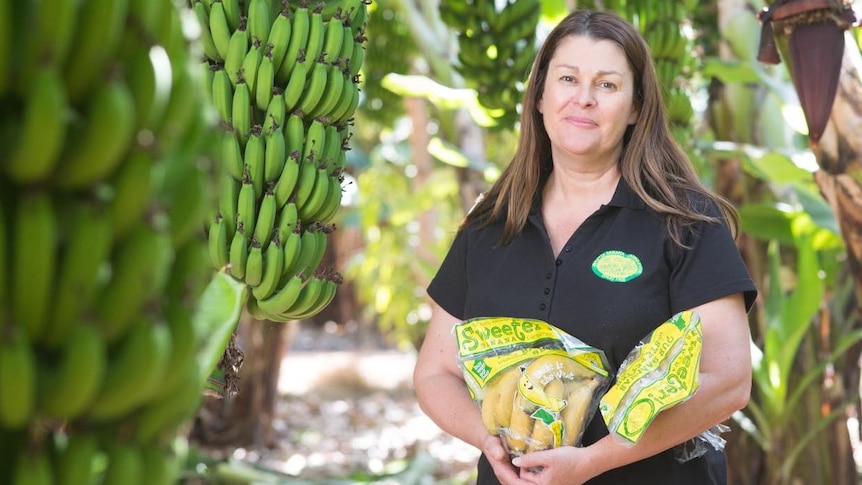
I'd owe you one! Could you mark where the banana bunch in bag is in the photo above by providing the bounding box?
[196,0,370,321]
[454,317,611,459]
[0,0,225,483]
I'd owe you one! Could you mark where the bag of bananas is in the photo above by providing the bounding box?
[600,310,703,446]
[454,317,611,458]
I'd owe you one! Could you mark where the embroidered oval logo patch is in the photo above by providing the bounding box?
[592,250,643,282]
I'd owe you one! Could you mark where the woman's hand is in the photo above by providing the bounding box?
[481,435,535,485]
[513,446,598,485]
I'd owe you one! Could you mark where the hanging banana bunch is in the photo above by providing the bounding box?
[756,0,857,147]
[0,0,220,483]
[439,0,540,130]
[197,0,369,322]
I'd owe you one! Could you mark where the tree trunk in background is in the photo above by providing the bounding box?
[190,313,294,450]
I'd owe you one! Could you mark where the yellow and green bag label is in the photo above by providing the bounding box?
[600,310,702,444]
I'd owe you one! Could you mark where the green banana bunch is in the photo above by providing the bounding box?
[0,2,220,482]
[439,0,540,130]
[200,0,370,322]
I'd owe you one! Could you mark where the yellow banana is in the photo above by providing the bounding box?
[11,190,56,341]
[46,199,113,349]
[89,319,172,422]
[505,393,536,456]
[38,325,106,420]
[526,378,567,452]
[4,65,67,183]
[481,364,521,434]
[560,378,600,447]
[0,326,36,429]
[54,76,136,189]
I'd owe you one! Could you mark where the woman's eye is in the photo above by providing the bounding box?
[561,75,576,83]
[599,81,617,89]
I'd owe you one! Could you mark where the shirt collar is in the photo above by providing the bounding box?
[529,176,646,217]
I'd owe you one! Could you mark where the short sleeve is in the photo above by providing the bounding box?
[668,212,758,314]
[427,228,469,319]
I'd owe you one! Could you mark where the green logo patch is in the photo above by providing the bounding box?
[592,250,643,282]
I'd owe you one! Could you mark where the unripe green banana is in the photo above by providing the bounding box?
[283,50,309,112]
[11,447,53,485]
[298,160,331,222]
[285,223,319,277]
[94,223,174,342]
[244,237,265,286]
[267,8,292,75]
[251,234,285,301]
[107,149,154,242]
[307,222,331,273]
[348,36,366,78]
[209,1,232,61]
[241,37,263,96]
[0,202,6,311]
[149,304,198,401]
[281,222,302,278]
[321,13,345,64]
[0,326,36,429]
[244,124,266,198]
[281,273,324,317]
[54,76,136,189]
[11,190,57,341]
[38,325,106,420]
[46,200,113,349]
[311,172,344,223]
[221,124,244,181]
[89,318,172,421]
[253,187,277,250]
[263,121,286,183]
[256,273,303,314]
[54,433,98,485]
[286,272,340,320]
[218,172,240,235]
[133,363,203,444]
[4,66,67,183]
[255,47,275,112]
[236,175,258,241]
[246,0,271,47]
[229,222,249,279]
[264,87,287,129]
[62,0,129,102]
[192,0,222,61]
[211,65,233,123]
[298,54,330,116]
[309,60,345,119]
[276,2,310,84]
[303,117,327,162]
[304,4,326,67]
[333,78,360,124]
[224,18,250,86]
[208,213,230,271]
[276,201,299,243]
[284,109,306,155]
[232,78,252,145]
[139,443,176,485]
[102,442,144,485]
[222,0,241,30]
[294,149,321,213]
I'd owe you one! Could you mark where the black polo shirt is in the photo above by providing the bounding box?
[427,179,757,485]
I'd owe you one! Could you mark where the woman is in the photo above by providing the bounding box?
[413,10,757,485]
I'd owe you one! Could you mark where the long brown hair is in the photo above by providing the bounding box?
[464,10,738,247]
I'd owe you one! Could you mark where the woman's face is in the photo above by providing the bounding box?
[538,35,638,166]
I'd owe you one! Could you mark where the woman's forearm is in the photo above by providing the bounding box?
[414,372,490,450]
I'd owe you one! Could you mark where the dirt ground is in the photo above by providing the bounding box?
[250,320,482,483]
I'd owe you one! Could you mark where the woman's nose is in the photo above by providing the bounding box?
[572,85,596,107]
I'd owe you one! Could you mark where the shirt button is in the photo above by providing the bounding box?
[546,272,552,279]
[539,303,547,311]
[555,259,562,266]
[564,245,572,253]
[544,288,550,295]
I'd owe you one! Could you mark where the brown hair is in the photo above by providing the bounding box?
[463,10,738,247]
